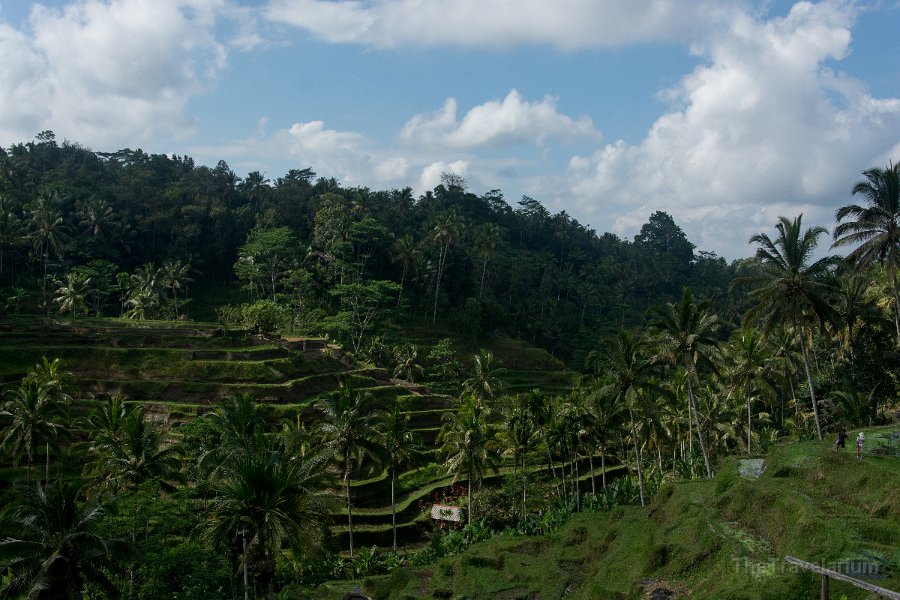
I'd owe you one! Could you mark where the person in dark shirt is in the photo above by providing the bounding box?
[835,427,847,450]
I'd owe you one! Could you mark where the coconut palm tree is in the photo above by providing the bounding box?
[438,395,499,534]
[474,222,502,300]
[429,210,463,323]
[741,215,840,440]
[83,394,134,447]
[204,444,328,600]
[159,258,193,319]
[53,271,91,317]
[315,382,383,558]
[0,196,24,280]
[597,330,666,506]
[125,262,162,320]
[461,350,506,407]
[650,287,720,477]
[498,395,538,518]
[25,194,70,308]
[391,234,420,307]
[584,383,624,491]
[84,408,180,493]
[392,343,424,383]
[832,162,900,339]
[199,394,266,478]
[0,379,68,482]
[725,328,778,455]
[376,399,424,551]
[0,479,128,600]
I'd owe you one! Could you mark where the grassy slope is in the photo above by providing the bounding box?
[319,429,899,600]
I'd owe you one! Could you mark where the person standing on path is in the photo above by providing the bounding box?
[856,432,865,460]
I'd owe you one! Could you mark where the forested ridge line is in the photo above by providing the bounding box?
[0,131,735,366]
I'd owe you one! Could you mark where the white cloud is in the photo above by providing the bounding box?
[564,0,900,259]
[0,0,229,148]
[263,0,737,50]
[419,160,470,192]
[400,90,600,149]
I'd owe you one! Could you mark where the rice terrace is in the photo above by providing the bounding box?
[5,0,900,592]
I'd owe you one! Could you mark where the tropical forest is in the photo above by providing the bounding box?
[0,132,898,599]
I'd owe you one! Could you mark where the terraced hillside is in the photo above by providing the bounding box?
[0,317,591,550]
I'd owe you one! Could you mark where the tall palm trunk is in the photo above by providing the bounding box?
[892,269,900,344]
[745,386,753,455]
[684,359,713,478]
[344,457,355,558]
[432,244,447,324]
[628,408,645,507]
[589,452,596,496]
[467,455,473,538]
[391,467,398,552]
[601,447,607,489]
[242,529,249,600]
[521,454,527,520]
[573,449,581,512]
[799,332,823,440]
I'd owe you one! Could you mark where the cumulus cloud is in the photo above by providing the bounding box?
[419,160,470,192]
[263,0,736,50]
[191,119,381,187]
[0,0,230,148]
[564,0,900,258]
[400,90,600,149]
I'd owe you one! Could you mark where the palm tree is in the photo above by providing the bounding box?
[6,287,27,315]
[584,383,623,491]
[438,395,499,534]
[650,287,720,477]
[832,162,900,339]
[0,379,68,482]
[498,396,538,518]
[597,331,665,506]
[83,394,134,446]
[376,399,424,551]
[392,344,424,383]
[474,222,502,300]
[429,210,463,323]
[0,480,128,600]
[832,268,881,359]
[125,262,162,320]
[25,194,70,307]
[160,258,193,319]
[84,408,180,492]
[741,215,839,440]
[725,328,778,454]
[53,271,91,317]
[315,382,383,557]
[204,446,328,600]
[0,196,24,279]
[391,234,419,307]
[461,350,506,407]
[77,196,116,241]
[199,393,266,478]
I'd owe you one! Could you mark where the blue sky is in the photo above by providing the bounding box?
[1,0,899,259]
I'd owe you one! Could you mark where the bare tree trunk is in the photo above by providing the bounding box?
[629,408,645,507]
[601,448,607,489]
[391,468,397,552]
[345,458,355,557]
[685,360,713,478]
[242,529,249,600]
[589,452,596,496]
[799,333,823,441]
[746,387,753,455]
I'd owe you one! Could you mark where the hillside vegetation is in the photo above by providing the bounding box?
[316,434,900,599]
